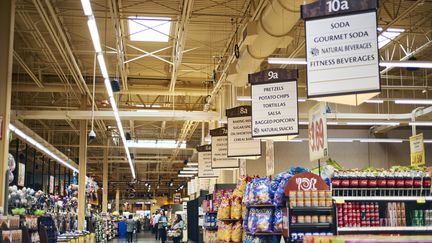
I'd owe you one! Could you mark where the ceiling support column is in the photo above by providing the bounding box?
[0,0,15,211]
[115,189,120,212]
[77,95,88,231]
[102,139,109,213]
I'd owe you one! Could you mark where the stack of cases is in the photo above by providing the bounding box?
[386,202,406,227]
[337,202,379,227]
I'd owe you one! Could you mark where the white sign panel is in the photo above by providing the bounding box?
[308,102,328,161]
[227,106,261,158]
[305,11,379,97]
[18,163,25,187]
[49,175,55,194]
[249,69,299,138]
[198,145,219,178]
[265,140,275,177]
[211,127,239,169]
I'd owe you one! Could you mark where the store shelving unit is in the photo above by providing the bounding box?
[338,226,432,232]
[333,196,432,202]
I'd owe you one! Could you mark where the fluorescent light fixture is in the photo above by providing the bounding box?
[183,167,199,171]
[97,53,109,79]
[9,124,78,173]
[328,138,354,143]
[288,139,305,143]
[128,16,171,42]
[126,140,187,149]
[298,98,306,102]
[179,171,198,174]
[80,0,93,16]
[346,122,400,126]
[380,61,432,69]
[424,140,432,144]
[378,28,405,49]
[395,99,432,105]
[136,104,145,108]
[237,96,252,102]
[365,99,384,104]
[359,138,403,143]
[87,17,102,53]
[299,121,309,125]
[104,79,113,98]
[178,174,194,178]
[409,122,432,126]
[268,58,307,65]
[186,162,198,167]
[327,122,339,125]
[151,104,161,108]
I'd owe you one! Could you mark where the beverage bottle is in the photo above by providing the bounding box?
[422,172,431,196]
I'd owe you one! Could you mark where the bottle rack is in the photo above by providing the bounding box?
[335,198,432,235]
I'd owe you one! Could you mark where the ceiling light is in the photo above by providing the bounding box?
[128,16,171,42]
[186,162,198,167]
[409,122,432,126]
[268,58,307,65]
[151,104,161,108]
[126,140,187,149]
[178,174,194,178]
[237,96,252,102]
[327,122,339,125]
[365,99,384,104]
[395,99,432,105]
[287,139,305,143]
[104,79,113,98]
[328,138,354,143]
[359,138,403,143]
[299,121,309,125]
[97,53,109,79]
[87,17,102,53]
[346,122,400,126]
[298,98,306,102]
[380,61,432,69]
[136,104,145,108]
[179,171,198,174]
[424,140,432,144]
[183,167,198,171]
[80,0,93,16]
[9,124,78,173]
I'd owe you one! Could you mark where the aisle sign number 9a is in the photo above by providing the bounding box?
[308,102,328,161]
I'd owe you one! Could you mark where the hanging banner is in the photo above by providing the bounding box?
[249,68,299,138]
[226,105,261,158]
[197,145,219,178]
[211,127,239,169]
[266,140,275,177]
[18,163,25,187]
[302,0,380,104]
[60,180,65,196]
[410,133,425,166]
[49,176,54,194]
[308,102,329,161]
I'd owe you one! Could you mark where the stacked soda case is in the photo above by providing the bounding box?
[332,167,432,196]
[337,202,380,227]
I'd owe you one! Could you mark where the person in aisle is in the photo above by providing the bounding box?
[153,211,161,240]
[125,214,136,243]
[158,211,168,243]
[136,218,141,233]
[171,214,185,243]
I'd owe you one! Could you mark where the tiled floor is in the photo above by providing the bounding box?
[112,232,166,243]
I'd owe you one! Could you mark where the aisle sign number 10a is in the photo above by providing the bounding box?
[308,102,328,161]
[326,0,349,13]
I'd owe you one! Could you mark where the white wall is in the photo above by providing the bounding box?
[246,128,432,176]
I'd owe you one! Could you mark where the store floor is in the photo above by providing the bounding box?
[112,232,167,243]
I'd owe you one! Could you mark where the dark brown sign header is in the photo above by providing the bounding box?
[196,145,211,152]
[210,127,228,137]
[248,68,298,85]
[226,105,252,118]
[301,0,378,20]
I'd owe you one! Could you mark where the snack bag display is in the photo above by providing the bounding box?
[243,207,250,231]
[231,196,242,220]
[273,208,283,232]
[217,222,232,242]
[253,208,274,233]
[217,197,231,220]
[231,221,243,242]
[233,177,247,198]
[253,178,273,205]
[242,182,251,205]
[273,177,290,206]
[247,208,257,232]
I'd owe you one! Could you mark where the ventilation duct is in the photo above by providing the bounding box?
[228,0,311,86]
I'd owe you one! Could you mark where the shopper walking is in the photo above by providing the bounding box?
[171,214,185,243]
[125,215,136,243]
[153,211,161,240]
[158,211,168,243]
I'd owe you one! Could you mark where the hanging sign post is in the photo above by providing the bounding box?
[49,175,54,194]
[211,127,239,169]
[197,145,219,178]
[226,105,262,158]
[302,0,380,105]
[410,133,425,166]
[249,68,299,139]
[308,102,328,161]
[18,163,25,187]
[266,140,275,177]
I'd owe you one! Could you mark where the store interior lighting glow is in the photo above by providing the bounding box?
[183,167,199,171]
[365,99,384,104]
[237,96,252,102]
[179,171,198,174]
[186,162,198,167]
[178,174,194,178]
[327,122,339,125]
[346,122,400,126]
[80,0,93,16]
[359,138,403,143]
[126,140,187,149]
[328,138,355,143]
[268,58,307,65]
[377,28,405,49]
[9,124,78,173]
[81,0,135,179]
[395,99,432,105]
[409,122,432,126]
[298,98,307,102]
[424,140,432,144]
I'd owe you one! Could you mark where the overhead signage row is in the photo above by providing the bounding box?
[210,127,239,169]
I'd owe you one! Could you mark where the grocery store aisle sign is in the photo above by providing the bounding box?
[248,68,299,139]
[197,145,219,178]
[302,0,380,106]
[226,105,261,158]
[410,133,425,166]
[308,102,328,161]
[210,127,239,169]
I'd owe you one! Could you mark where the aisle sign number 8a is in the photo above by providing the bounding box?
[309,118,324,152]
[326,0,349,13]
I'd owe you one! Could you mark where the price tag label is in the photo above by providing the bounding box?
[417,197,426,204]
[308,102,328,161]
[335,198,345,204]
